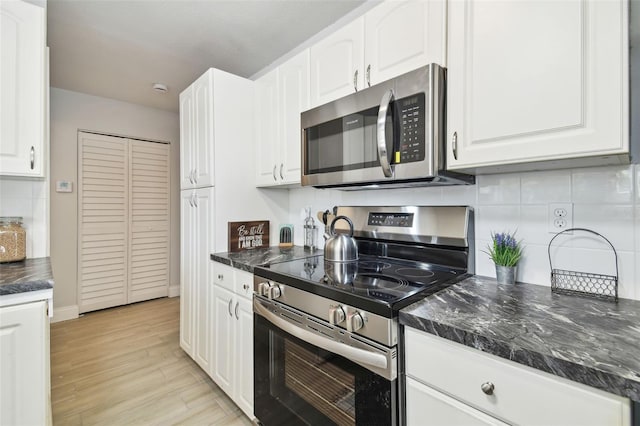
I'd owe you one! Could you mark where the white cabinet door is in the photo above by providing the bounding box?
[192,71,214,188]
[254,68,280,186]
[212,285,234,396]
[406,377,507,426]
[0,0,45,177]
[233,296,254,419]
[193,188,214,372]
[278,50,309,185]
[310,17,364,108]
[0,301,50,426]
[179,190,195,356]
[447,0,629,171]
[364,0,446,86]
[179,87,194,189]
[180,70,215,189]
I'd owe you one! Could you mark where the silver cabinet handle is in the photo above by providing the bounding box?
[366,64,371,87]
[234,301,239,320]
[228,298,233,317]
[30,146,35,170]
[353,70,358,92]
[192,193,198,208]
[243,284,249,290]
[272,164,277,181]
[279,163,284,180]
[188,194,194,207]
[452,132,458,160]
[193,168,197,184]
[218,274,223,281]
[481,382,495,395]
[376,89,395,178]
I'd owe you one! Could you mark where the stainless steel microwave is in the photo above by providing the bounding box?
[301,64,474,189]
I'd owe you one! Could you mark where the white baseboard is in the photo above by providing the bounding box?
[168,285,180,298]
[52,305,79,323]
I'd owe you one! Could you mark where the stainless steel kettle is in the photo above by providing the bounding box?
[324,215,358,262]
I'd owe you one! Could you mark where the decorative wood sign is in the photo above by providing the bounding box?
[228,221,270,252]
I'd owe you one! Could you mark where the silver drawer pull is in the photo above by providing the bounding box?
[30,146,35,169]
[228,299,233,317]
[481,382,495,395]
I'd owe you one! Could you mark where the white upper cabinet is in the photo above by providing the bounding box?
[278,50,309,184]
[364,0,446,87]
[309,0,446,108]
[254,68,280,186]
[180,70,214,189]
[0,0,46,177]
[310,17,364,108]
[255,50,309,187]
[446,0,629,172]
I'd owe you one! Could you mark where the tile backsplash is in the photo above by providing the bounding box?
[0,177,49,258]
[288,164,640,301]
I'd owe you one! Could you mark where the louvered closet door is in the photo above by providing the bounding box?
[128,140,170,303]
[78,133,128,313]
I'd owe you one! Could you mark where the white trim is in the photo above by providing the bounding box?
[51,305,79,323]
[168,285,180,298]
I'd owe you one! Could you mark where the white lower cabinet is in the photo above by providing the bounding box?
[405,328,631,426]
[406,377,507,426]
[0,300,51,426]
[211,262,254,419]
[179,187,214,362]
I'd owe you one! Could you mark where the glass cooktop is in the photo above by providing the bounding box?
[263,254,464,310]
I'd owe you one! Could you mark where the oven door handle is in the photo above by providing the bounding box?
[254,298,387,370]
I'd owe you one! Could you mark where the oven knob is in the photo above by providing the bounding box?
[346,311,364,333]
[267,284,282,300]
[257,282,271,297]
[328,306,345,325]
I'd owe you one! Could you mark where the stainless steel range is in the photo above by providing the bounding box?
[253,206,474,426]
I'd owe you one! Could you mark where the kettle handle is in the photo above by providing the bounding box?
[330,215,355,237]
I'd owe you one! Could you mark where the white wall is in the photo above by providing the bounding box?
[50,88,180,321]
[289,164,640,301]
[0,177,49,258]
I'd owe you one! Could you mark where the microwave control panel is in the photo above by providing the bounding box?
[397,93,426,164]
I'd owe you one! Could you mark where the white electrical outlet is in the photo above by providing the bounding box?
[548,203,573,233]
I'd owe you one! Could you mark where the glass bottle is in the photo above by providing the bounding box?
[303,210,317,251]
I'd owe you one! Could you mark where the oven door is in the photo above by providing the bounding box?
[254,296,397,426]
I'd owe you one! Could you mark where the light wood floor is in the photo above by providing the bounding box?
[50,297,254,426]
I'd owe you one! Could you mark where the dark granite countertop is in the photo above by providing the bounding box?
[211,246,322,273]
[0,257,54,295]
[400,276,640,402]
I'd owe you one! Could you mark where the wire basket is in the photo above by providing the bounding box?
[548,228,618,303]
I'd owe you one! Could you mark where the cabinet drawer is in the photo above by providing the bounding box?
[405,328,630,426]
[406,377,507,426]
[213,263,234,292]
[235,270,253,300]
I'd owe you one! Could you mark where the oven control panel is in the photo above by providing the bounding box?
[367,212,414,227]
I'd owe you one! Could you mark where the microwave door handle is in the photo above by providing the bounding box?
[376,89,394,178]
[254,298,387,370]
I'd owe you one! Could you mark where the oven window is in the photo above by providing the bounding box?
[254,314,396,426]
[284,339,356,425]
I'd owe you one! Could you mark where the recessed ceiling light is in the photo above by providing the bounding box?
[152,83,168,93]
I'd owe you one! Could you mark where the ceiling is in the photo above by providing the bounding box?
[47,0,367,113]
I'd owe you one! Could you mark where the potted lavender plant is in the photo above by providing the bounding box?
[486,231,523,285]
